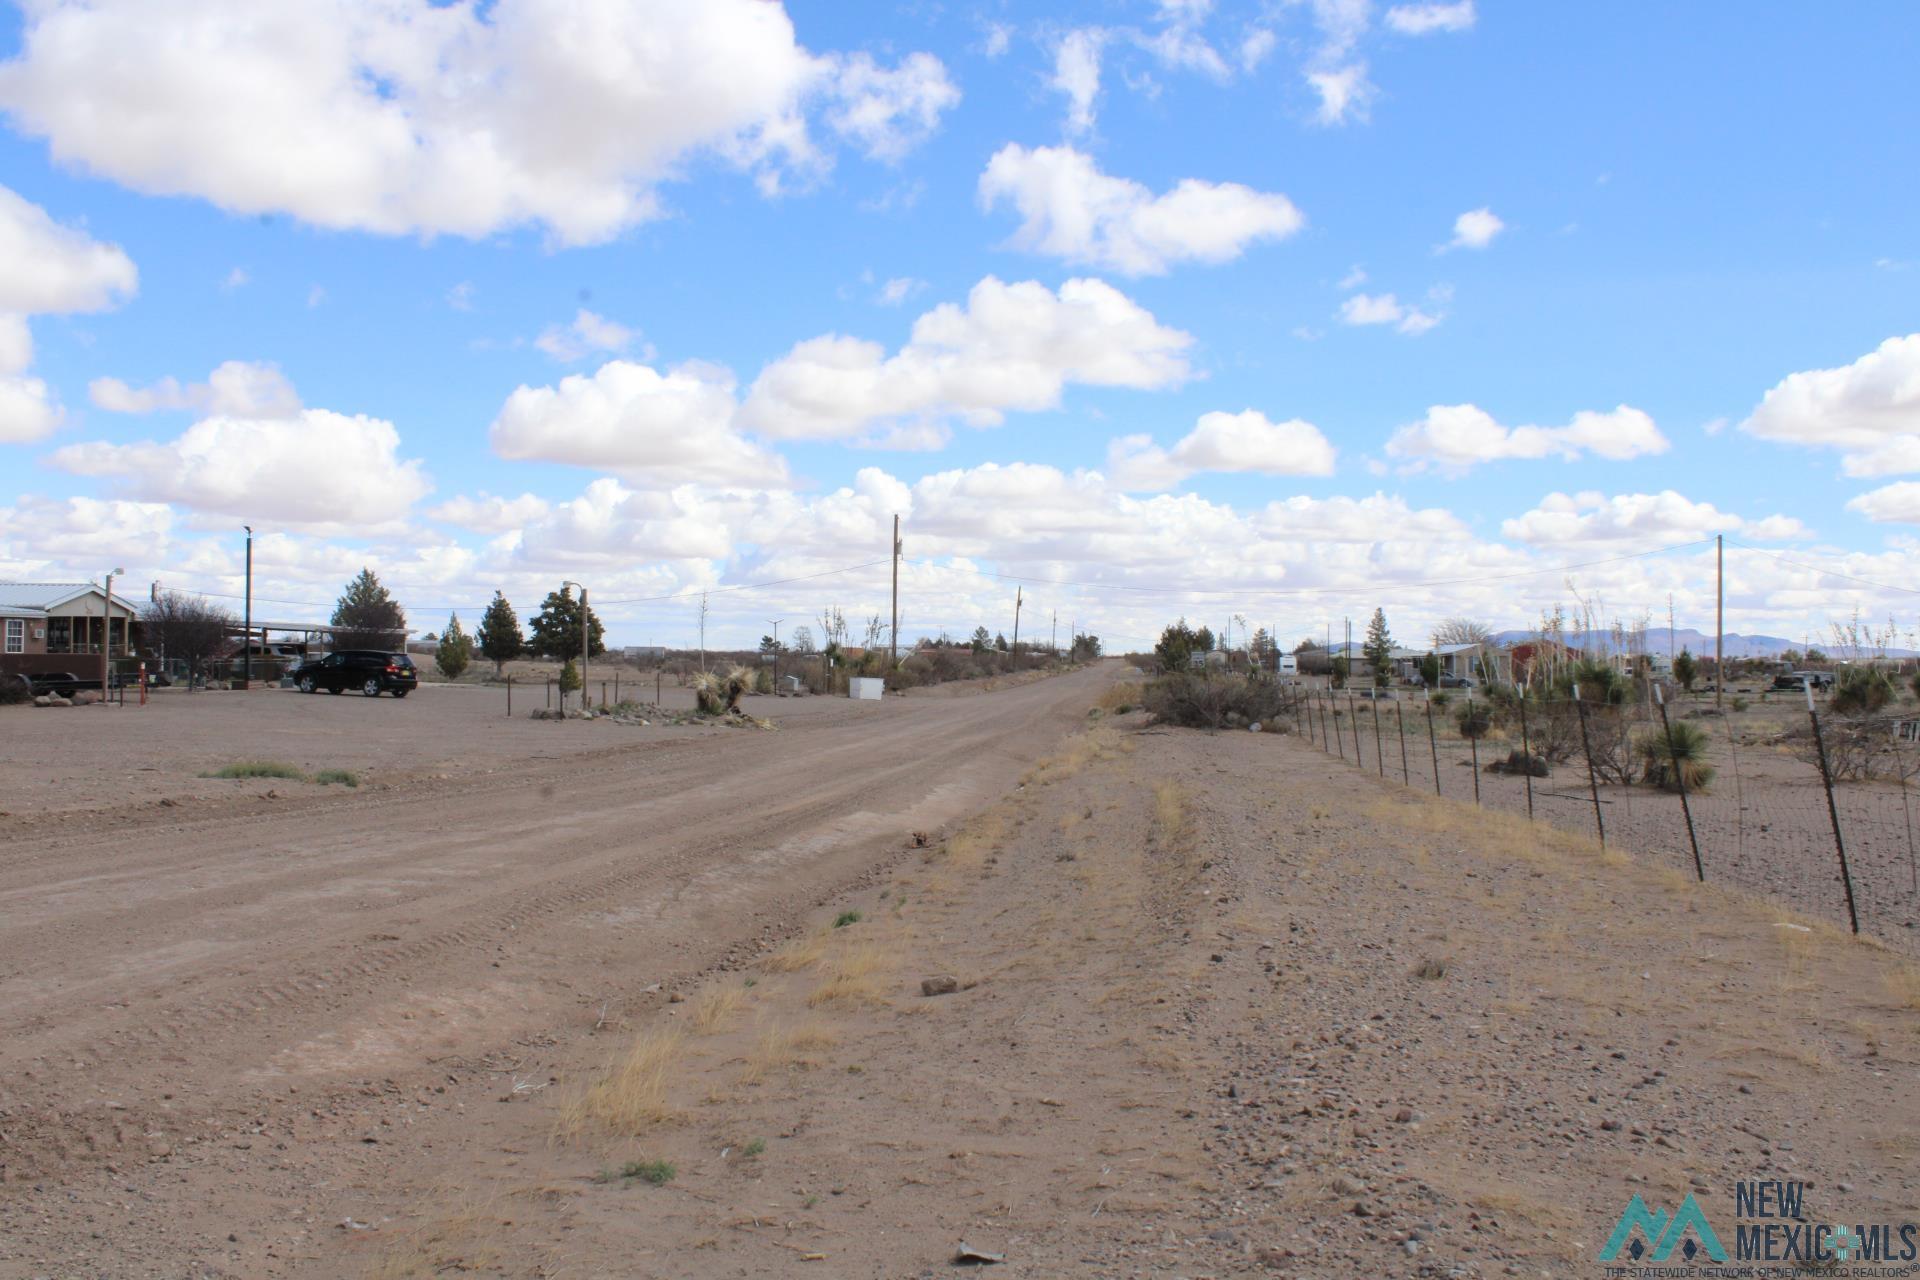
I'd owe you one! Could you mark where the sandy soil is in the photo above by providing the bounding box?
[1,669,1916,1277]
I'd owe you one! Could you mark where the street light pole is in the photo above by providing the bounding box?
[101,566,123,697]
[242,525,253,690]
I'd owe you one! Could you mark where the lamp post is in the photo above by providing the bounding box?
[101,566,124,697]
[242,525,253,690]
[563,581,587,709]
[766,617,782,691]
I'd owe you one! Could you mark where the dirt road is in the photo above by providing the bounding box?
[0,665,1109,1273]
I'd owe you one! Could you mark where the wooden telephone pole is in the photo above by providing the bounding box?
[1012,586,1023,654]
[889,514,901,668]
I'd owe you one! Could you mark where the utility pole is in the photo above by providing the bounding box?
[242,526,253,690]
[579,587,589,710]
[1715,534,1724,710]
[698,591,708,673]
[101,566,123,697]
[889,513,901,669]
[767,617,782,689]
[1051,610,1057,656]
[1012,586,1023,655]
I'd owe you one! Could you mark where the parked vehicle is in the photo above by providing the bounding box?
[291,650,418,697]
[1439,674,1479,689]
[26,671,95,694]
[1771,672,1834,693]
[1277,653,1298,676]
[1791,670,1835,690]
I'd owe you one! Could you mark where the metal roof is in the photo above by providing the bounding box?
[0,582,134,614]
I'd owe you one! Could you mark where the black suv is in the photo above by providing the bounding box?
[293,650,418,697]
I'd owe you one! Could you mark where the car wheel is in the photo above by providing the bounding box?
[362,678,382,697]
[392,689,409,699]
[299,676,315,694]
[328,684,342,694]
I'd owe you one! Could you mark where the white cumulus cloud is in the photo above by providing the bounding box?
[428,492,552,535]
[1502,491,1804,546]
[1387,403,1669,471]
[1108,410,1337,490]
[89,360,301,417]
[1338,291,1442,335]
[0,182,139,441]
[50,410,431,532]
[979,143,1304,277]
[534,309,640,363]
[489,359,787,488]
[1385,2,1478,35]
[1445,206,1504,250]
[0,0,954,246]
[1049,28,1106,135]
[1740,334,1920,477]
[742,276,1194,441]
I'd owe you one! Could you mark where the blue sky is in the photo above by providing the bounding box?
[1,1,1917,651]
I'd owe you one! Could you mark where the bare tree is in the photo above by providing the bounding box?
[790,624,816,655]
[143,591,235,685]
[1430,616,1494,649]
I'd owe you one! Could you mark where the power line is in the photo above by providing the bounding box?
[1727,540,1920,598]
[907,538,1714,601]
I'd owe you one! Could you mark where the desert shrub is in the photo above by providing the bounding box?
[204,760,306,780]
[1912,670,1920,703]
[1143,671,1293,732]
[1556,659,1629,707]
[1583,706,1641,785]
[0,675,29,705]
[1455,702,1492,739]
[1638,721,1716,792]
[1430,690,1451,710]
[1731,696,1749,712]
[313,768,359,788]
[692,666,753,715]
[1486,749,1549,777]
[558,658,582,695]
[1832,666,1896,715]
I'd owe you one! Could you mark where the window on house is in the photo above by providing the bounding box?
[4,619,22,654]
[47,618,72,653]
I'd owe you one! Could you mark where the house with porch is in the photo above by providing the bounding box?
[0,582,141,681]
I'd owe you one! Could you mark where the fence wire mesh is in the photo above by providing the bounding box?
[1290,684,1920,950]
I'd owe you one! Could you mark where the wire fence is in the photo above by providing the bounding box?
[1289,683,1920,950]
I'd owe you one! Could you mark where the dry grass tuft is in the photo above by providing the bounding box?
[807,941,891,1008]
[689,983,750,1033]
[554,1029,683,1141]
[1097,680,1144,713]
[1151,781,1192,852]
[761,930,832,974]
[740,1021,838,1083]
[1884,963,1920,1011]
[365,1191,504,1278]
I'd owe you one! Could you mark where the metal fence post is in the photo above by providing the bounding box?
[1573,685,1606,848]
[1654,685,1705,881]
[506,674,512,717]
[1332,691,1346,762]
[1424,689,1441,797]
[1806,686,1860,934]
[1371,696,1385,779]
[1395,700,1410,785]
[1467,697,1480,805]
[1348,691,1363,765]
[1517,693,1536,820]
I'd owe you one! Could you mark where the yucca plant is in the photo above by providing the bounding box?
[1638,721,1716,793]
[692,666,754,716]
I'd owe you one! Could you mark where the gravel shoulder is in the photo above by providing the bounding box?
[2,682,1914,1277]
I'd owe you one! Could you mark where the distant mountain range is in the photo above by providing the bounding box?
[1487,628,1918,660]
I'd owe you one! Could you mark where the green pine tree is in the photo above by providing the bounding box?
[437,612,472,680]
[1672,648,1698,693]
[476,591,523,675]
[331,568,406,650]
[529,585,605,660]
[1362,608,1394,687]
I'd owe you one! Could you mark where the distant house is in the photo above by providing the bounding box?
[0,582,141,681]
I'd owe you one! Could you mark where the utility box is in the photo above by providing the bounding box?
[849,677,885,700]
[780,675,804,694]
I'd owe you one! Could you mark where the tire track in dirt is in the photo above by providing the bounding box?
[0,667,1112,1180]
